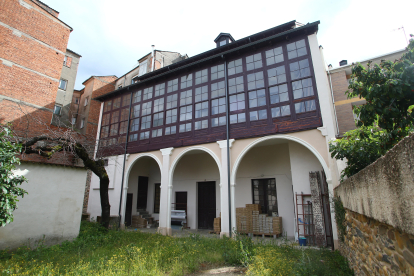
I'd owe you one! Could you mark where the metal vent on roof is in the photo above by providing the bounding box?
[339,60,347,66]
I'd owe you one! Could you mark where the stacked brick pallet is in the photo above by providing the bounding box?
[131,215,147,228]
[236,204,283,236]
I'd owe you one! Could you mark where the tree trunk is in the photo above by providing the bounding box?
[99,175,111,229]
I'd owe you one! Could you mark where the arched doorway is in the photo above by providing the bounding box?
[169,148,221,230]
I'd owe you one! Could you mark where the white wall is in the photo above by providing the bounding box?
[0,163,87,249]
[234,143,295,237]
[172,151,220,230]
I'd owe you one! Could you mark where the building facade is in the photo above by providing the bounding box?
[87,21,340,247]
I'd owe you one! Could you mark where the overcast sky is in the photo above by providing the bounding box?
[45,0,413,90]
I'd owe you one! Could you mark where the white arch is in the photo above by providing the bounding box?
[168,146,222,184]
[230,134,331,185]
[120,153,162,226]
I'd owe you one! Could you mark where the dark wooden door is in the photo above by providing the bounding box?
[137,176,148,210]
[175,192,187,211]
[125,193,133,226]
[198,182,216,229]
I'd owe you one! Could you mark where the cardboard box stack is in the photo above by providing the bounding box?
[214,217,221,233]
[272,216,283,234]
[236,203,282,235]
[131,215,147,228]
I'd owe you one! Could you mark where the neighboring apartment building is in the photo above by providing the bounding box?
[87,20,340,247]
[0,0,87,249]
[328,49,407,136]
[52,49,82,127]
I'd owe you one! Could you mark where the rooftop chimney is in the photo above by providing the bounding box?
[339,60,347,66]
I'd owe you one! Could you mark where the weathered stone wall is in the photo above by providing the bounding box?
[341,210,414,275]
[335,133,414,275]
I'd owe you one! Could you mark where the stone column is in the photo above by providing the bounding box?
[217,139,234,237]
[158,147,173,236]
[309,172,326,247]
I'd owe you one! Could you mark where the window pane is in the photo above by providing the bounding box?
[228,58,243,76]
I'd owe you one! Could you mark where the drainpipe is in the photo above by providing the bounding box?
[223,55,232,238]
[118,87,133,229]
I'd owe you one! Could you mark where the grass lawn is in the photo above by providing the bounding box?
[0,222,353,275]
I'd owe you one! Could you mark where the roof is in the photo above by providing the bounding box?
[214,32,235,43]
[82,75,117,85]
[30,0,73,31]
[66,49,82,57]
[95,20,319,101]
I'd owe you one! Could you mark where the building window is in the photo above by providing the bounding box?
[129,133,138,142]
[153,112,164,127]
[143,87,153,101]
[141,115,151,130]
[195,119,208,130]
[101,126,109,138]
[120,108,129,121]
[267,65,287,86]
[113,98,121,109]
[181,74,193,89]
[228,58,243,76]
[80,118,85,128]
[250,109,267,121]
[229,93,245,111]
[152,128,162,138]
[153,98,164,113]
[219,40,226,46]
[179,123,192,133]
[195,101,208,118]
[287,39,307,60]
[133,90,142,103]
[265,46,284,66]
[103,100,112,112]
[211,97,226,115]
[167,78,178,93]
[271,105,291,118]
[141,101,152,116]
[246,53,263,71]
[103,159,109,166]
[247,71,264,90]
[211,81,225,98]
[269,84,289,104]
[230,113,246,124]
[180,105,192,121]
[165,126,176,135]
[155,83,165,97]
[166,108,177,124]
[211,64,224,80]
[59,79,67,90]
[228,76,244,94]
[154,183,161,213]
[295,100,316,113]
[102,114,110,125]
[71,116,76,125]
[53,105,61,115]
[180,90,192,106]
[119,121,128,134]
[63,56,68,66]
[290,59,310,80]
[195,85,208,102]
[292,78,314,99]
[111,112,119,124]
[131,105,140,118]
[140,131,150,140]
[138,60,148,76]
[74,97,80,104]
[110,123,118,136]
[212,116,226,127]
[248,89,266,108]
[252,179,278,216]
[122,95,130,106]
[195,69,208,85]
[130,118,140,132]
[166,94,178,109]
